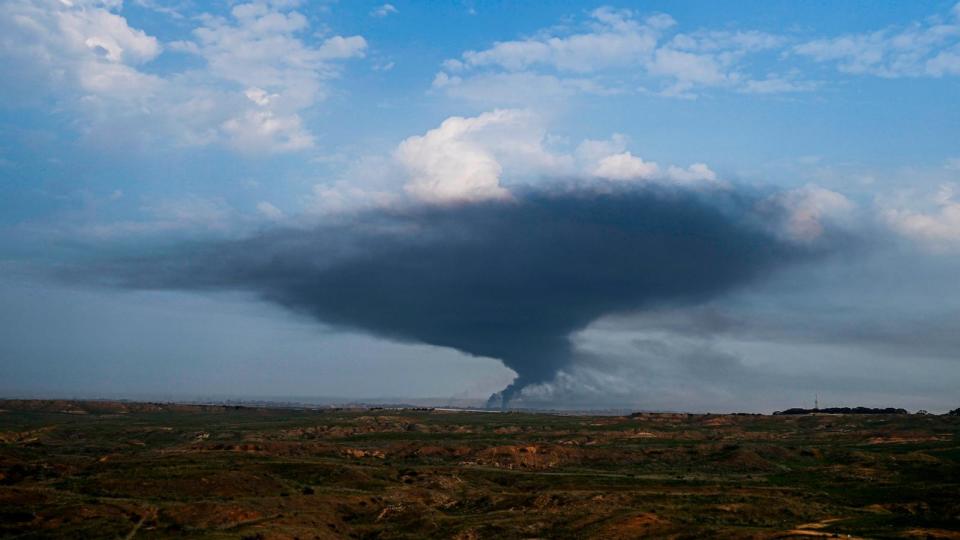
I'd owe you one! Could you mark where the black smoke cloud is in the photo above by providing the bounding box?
[78,185,823,406]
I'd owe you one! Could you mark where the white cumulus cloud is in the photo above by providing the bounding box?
[0,0,366,154]
[884,183,960,249]
[396,110,523,203]
[775,184,855,242]
[591,152,660,181]
[397,111,725,203]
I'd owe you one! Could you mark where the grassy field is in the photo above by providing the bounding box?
[1,400,958,539]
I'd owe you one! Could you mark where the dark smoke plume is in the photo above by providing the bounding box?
[77,185,819,407]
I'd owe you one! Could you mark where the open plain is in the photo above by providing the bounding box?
[1,400,958,539]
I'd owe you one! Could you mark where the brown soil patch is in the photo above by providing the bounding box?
[160,502,263,529]
[595,512,672,539]
[902,529,960,539]
[475,444,580,469]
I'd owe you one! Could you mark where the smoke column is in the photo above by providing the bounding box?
[78,185,816,407]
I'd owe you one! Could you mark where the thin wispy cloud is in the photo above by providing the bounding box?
[794,3,960,78]
[435,7,807,100]
[371,4,399,18]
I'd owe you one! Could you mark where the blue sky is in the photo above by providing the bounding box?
[1,0,959,411]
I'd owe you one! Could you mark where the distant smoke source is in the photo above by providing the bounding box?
[81,185,817,407]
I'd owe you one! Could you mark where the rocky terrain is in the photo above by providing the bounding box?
[1,400,958,538]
